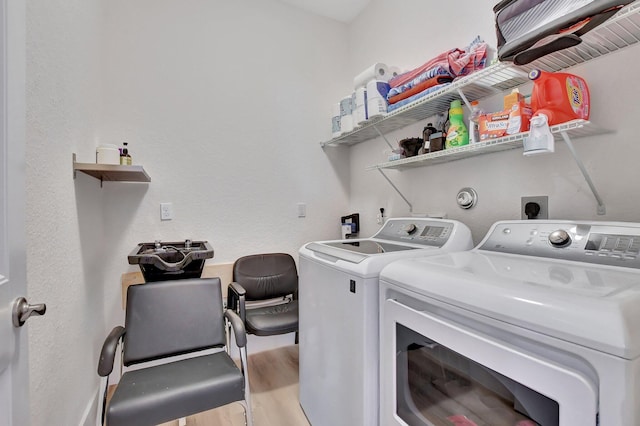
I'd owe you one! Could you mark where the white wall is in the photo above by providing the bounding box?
[26,0,106,424]
[346,0,640,243]
[97,0,351,336]
[25,0,350,424]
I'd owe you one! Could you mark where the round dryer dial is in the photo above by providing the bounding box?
[549,229,572,247]
[401,223,418,235]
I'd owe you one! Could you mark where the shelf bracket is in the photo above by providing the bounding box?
[73,152,103,187]
[373,125,394,150]
[456,88,472,111]
[377,169,413,213]
[560,131,606,215]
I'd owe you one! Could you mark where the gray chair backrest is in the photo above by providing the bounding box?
[233,253,298,301]
[123,277,225,366]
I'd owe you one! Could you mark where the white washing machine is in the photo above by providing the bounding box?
[380,220,640,426]
[298,218,473,426]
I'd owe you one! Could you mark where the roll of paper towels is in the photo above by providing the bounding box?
[353,63,389,90]
[341,115,354,133]
[366,80,390,118]
[331,102,341,138]
[355,87,367,107]
[354,105,367,126]
[354,87,368,125]
[350,92,360,129]
[340,95,353,117]
[340,95,354,133]
[389,66,402,80]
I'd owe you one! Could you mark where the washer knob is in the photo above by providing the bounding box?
[402,223,417,235]
[549,229,572,247]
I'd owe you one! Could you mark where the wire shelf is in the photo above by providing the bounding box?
[321,63,527,147]
[321,1,640,148]
[365,120,610,171]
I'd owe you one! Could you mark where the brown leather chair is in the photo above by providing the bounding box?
[227,253,298,342]
[97,278,253,426]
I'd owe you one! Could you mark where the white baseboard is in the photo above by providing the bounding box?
[78,386,99,426]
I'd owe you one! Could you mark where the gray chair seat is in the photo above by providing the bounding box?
[108,352,244,426]
[246,300,298,336]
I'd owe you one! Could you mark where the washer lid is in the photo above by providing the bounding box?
[305,240,419,264]
[303,218,474,264]
[381,250,640,359]
[324,240,418,254]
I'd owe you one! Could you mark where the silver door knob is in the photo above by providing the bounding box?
[12,297,47,327]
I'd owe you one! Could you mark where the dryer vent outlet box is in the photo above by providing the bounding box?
[521,196,548,220]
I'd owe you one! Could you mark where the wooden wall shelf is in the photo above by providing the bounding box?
[72,153,150,186]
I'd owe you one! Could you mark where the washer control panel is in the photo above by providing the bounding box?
[479,220,640,269]
[375,218,454,247]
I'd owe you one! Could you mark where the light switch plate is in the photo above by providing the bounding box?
[297,202,306,218]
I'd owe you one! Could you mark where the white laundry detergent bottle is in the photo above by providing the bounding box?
[523,114,554,156]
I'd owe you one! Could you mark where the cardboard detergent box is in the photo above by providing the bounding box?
[479,101,532,140]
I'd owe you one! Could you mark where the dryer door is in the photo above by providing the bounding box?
[381,299,599,426]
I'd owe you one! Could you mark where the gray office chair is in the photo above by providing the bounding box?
[97,277,253,426]
[227,253,298,342]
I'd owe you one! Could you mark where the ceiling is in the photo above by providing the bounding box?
[277,0,372,23]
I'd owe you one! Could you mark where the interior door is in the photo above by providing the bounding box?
[0,1,30,425]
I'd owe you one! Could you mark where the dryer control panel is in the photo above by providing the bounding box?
[479,220,640,269]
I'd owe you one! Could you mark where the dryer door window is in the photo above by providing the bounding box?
[380,299,598,426]
[397,323,557,426]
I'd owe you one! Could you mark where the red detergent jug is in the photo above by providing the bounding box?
[529,69,590,126]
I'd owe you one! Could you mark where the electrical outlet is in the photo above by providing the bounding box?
[377,207,386,225]
[521,196,548,220]
[160,202,173,221]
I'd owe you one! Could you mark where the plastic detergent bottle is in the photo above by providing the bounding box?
[469,100,484,143]
[529,69,590,126]
[445,100,469,148]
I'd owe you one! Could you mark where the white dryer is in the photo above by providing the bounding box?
[298,217,473,426]
[380,220,640,426]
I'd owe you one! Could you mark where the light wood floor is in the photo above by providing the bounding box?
[151,345,310,426]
